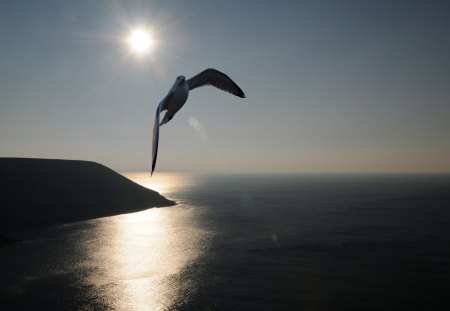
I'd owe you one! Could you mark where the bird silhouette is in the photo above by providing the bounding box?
[152,68,245,175]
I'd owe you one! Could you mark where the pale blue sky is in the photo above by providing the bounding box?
[1,0,449,173]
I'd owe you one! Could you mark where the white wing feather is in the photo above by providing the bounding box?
[151,103,162,176]
[151,92,174,175]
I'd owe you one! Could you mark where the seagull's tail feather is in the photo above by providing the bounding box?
[151,105,161,176]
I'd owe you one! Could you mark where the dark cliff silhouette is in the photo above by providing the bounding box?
[0,158,175,233]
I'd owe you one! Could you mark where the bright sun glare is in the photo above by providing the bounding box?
[128,28,154,55]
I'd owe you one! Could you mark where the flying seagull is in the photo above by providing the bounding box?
[151,68,245,175]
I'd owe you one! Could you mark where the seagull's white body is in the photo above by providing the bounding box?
[152,68,245,175]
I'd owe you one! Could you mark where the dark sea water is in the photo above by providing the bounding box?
[1,173,450,310]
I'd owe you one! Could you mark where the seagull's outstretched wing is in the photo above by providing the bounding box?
[187,68,245,98]
[151,93,172,175]
[151,104,161,176]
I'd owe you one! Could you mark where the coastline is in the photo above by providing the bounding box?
[0,158,175,239]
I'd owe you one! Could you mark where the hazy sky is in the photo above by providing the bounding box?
[1,0,449,173]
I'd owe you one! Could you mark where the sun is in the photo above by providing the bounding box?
[127,28,154,55]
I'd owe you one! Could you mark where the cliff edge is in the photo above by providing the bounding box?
[0,158,175,232]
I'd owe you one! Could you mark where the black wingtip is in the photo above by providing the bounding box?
[235,90,245,98]
[235,85,245,98]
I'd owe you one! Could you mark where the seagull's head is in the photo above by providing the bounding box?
[174,75,186,87]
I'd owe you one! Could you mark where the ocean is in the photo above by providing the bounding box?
[1,173,450,310]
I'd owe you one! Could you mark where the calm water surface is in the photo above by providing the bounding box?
[1,173,450,310]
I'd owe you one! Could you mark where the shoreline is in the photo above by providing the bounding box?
[0,157,175,241]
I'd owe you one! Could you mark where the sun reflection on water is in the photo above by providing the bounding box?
[122,171,199,199]
[78,172,209,310]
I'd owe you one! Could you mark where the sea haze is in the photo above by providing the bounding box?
[1,173,450,310]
